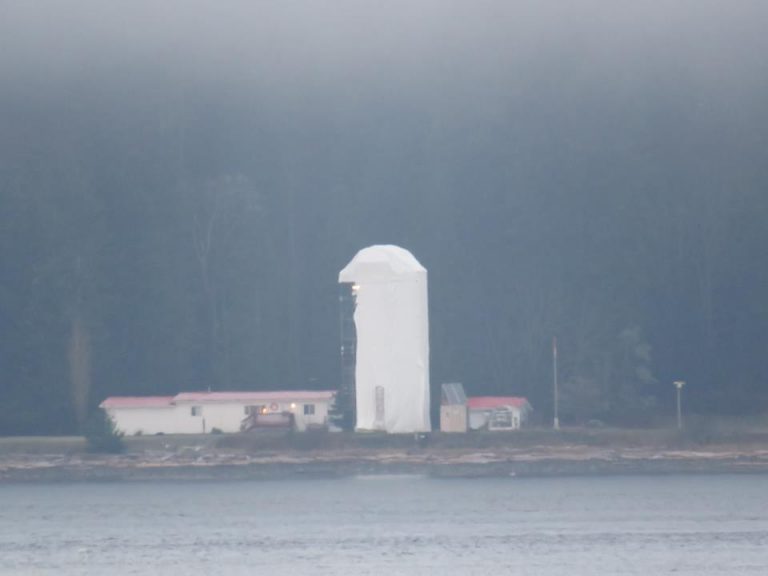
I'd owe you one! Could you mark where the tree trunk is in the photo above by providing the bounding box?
[69,313,91,430]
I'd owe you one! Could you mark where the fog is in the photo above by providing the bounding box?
[1,1,767,433]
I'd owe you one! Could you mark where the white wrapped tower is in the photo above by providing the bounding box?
[339,245,431,433]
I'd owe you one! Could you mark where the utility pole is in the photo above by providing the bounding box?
[553,336,560,430]
[673,380,685,430]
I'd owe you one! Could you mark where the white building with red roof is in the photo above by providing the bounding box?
[467,396,532,431]
[100,390,335,435]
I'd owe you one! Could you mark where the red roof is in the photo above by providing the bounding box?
[173,391,335,403]
[100,396,174,409]
[467,396,530,410]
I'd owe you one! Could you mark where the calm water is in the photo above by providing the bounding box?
[1,474,767,575]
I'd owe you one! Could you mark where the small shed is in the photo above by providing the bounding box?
[467,397,532,431]
[440,382,468,433]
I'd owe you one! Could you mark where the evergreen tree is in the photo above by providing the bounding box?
[83,409,125,454]
[328,387,355,432]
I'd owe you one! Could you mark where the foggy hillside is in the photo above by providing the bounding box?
[2,1,767,434]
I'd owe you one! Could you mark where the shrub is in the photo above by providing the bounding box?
[84,409,125,453]
[328,387,355,431]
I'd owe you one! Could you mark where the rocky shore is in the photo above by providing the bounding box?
[3,440,768,482]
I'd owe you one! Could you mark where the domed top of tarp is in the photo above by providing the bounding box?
[339,245,425,283]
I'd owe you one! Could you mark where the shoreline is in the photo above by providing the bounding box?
[3,446,768,483]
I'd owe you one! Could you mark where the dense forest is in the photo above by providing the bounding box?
[2,2,768,434]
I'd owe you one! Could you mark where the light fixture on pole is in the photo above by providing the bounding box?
[673,380,685,430]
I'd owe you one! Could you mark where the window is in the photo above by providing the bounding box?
[303,404,315,416]
[191,406,202,416]
[245,405,265,415]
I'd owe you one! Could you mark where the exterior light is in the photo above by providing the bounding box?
[673,381,686,430]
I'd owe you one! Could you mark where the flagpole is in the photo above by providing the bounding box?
[553,336,560,430]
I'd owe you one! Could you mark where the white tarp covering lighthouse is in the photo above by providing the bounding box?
[339,245,431,433]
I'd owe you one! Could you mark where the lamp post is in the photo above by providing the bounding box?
[553,337,560,430]
[673,380,685,430]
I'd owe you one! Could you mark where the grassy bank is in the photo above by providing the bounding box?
[3,418,768,456]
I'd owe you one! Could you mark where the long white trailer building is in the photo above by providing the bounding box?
[100,390,335,435]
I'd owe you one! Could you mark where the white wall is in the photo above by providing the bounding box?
[176,402,244,433]
[108,399,331,435]
[175,400,330,433]
[105,407,177,436]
